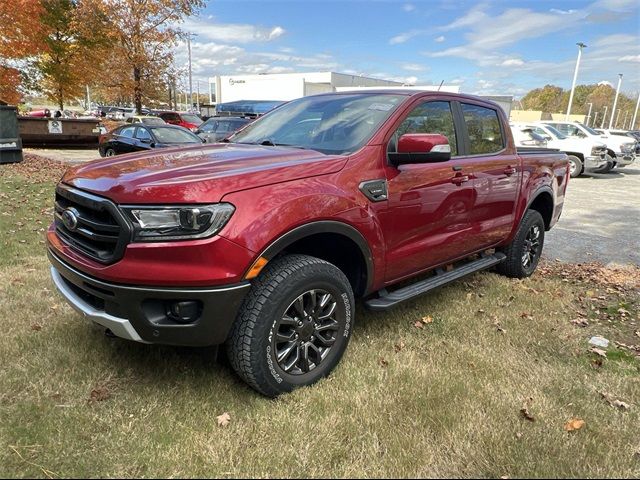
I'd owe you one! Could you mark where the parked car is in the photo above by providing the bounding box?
[542,121,632,172]
[26,109,51,117]
[196,116,251,143]
[98,123,203,156]
[49,91,569,396]
[593,129,637,167]
[156,111,203,131]
[125,115,166,126]
[511,122,608,177]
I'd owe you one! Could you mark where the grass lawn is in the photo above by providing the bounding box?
[1,157,639,478]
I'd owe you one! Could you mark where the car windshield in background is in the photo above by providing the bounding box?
[181,114,203,125]
[150,127,201,144]
[142,117,165,126]
[580,123,601,136]
[545,125,567,139]
[228,93,406,155]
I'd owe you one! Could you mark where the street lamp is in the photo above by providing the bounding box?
[601,105,608,129]
[566,42,587,121]
[632,92,640,130]
[609,73,623,129]
[586,102,593,125]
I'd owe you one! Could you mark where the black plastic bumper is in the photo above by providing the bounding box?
[48,249,251,346]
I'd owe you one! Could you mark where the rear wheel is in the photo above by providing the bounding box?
[496,210,545,278]
[226,254,355,397]
[567,155,583,178]
[104,148,116,157]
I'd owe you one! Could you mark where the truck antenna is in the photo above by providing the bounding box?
[437,80,444,91]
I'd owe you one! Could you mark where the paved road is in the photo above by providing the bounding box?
[543,166,640,266]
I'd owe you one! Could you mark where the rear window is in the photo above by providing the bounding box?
[150,127,201,144]
[118,126,136,138]
[461,104,504,155]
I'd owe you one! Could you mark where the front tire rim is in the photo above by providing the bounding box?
[569,159,577,175]
[522,224,541,269]
[106,149,115,157]
[273,289,340,375]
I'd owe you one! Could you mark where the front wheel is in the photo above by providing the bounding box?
[567,155,583,178]
[496,210,545,278]
[226,254,355,397]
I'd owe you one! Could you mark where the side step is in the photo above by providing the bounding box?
[364,252,506,311]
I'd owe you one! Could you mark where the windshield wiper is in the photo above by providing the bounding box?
[260,139,276,146]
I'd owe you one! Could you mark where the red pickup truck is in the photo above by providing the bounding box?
[48,91,569,396]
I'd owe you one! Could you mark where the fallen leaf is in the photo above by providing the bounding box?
[564,418,585,432]
[570,318,589,328]
[413,321,424,329]
[89,387,111,403]
[421,315,433,324]
[30,324,42,331]
[379,357,389,368]
[394,342,405,353]
[591,347,607,358]
[520,407,535,422]
[217,412,231,428]
[612,400,630,410]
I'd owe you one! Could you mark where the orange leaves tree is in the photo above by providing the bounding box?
[95,0,203,113]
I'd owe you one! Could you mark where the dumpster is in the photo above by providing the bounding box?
[0,105,23,164]
[17,117,101,147]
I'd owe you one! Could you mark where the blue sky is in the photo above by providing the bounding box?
[176,0,640,97]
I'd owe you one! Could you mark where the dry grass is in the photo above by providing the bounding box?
[1,165,639,478]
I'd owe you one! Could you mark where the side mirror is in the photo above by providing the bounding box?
[390,133,452,165]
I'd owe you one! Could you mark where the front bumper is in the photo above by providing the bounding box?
[613,153,635,167]
[583,155,608,171]
[49,249,251,346]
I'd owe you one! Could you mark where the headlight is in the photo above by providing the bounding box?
[122,203,235,241]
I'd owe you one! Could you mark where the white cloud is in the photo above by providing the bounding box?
[403,3,415,12]
[401,63,428,72]
[440,3,489,31]
[550,8,577,14]
[501,58,524,66]
[389,29,425,45]
[182,18,286,44]
[619,54,640,62]
[435,35,445,43]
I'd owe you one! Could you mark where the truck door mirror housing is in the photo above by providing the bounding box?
[390,133,452,165]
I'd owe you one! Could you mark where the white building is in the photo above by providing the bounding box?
[208,72,403,104]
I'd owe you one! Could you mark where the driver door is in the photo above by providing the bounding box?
[383,100,477,283]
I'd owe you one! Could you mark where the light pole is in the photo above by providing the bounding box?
[566,42,587,121]
[622,111,629,130]
[593,111,598,126]
[187,34,193,111]
[601,105,608,129]
[609,73,623,129]
[615,109,621,129]
[632,92,640,130]
[586,102,593,125]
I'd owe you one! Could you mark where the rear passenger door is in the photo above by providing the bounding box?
[458,102,520,249]
[113,126,137,154]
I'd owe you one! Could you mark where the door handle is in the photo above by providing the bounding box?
[504,166,517,176]
[451,174,470,185]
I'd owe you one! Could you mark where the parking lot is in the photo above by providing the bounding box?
[544,166,640,265]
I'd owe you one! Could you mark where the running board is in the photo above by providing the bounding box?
[364,253,506,311]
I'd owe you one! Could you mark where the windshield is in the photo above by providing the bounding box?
[150,127,201,144]
[544,125,567,139]
[228,93,406,155]
[180,114,203,125]
[580,123,600,136]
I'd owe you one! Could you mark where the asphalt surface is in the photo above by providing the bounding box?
[543,165,640,266]
[25,147,639,266]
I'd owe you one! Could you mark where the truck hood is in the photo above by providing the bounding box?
[63,143,347,204]
[548,137,605,152]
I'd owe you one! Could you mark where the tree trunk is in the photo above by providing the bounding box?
[133,65,142,114]
[58,86,64,111]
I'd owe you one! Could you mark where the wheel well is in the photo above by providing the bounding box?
[528,192,553,230]
[565,151,583,161]
[607,149,616,158]
[280,232,368,297]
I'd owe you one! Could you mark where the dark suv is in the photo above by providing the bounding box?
[197,117,251,143]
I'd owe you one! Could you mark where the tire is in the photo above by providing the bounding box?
[496,210,545,279]
[104,148,116,157]
[593,154,614,173]
[226,254,355,397]
[567,155,583,178]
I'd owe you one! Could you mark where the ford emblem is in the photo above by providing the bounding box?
[61,208,79,231]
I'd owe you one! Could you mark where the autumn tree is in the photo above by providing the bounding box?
[94,0,203,114]
[521,85,564,112]
[0,0,47,103]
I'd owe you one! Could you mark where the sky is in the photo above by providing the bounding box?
[174,0,640,98]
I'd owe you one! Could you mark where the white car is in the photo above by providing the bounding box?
[593,129,637,168]
[511,122,608,177]
[542,121,634,172]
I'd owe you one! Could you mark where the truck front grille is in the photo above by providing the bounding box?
[54,185,131,264]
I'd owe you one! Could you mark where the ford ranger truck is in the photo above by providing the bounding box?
[48,91,569,396]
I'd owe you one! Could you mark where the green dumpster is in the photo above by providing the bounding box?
[0,105,23,164]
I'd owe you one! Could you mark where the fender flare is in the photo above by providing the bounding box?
[256,220,375,294]
[524,185,554,229]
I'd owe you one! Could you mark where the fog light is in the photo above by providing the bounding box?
[166,300,201,324]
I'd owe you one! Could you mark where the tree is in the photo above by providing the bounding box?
[521,85,564,112]
[95,0,203,114]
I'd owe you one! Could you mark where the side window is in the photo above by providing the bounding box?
[553,124,570,136]
[126,117,133,123]
[201,121,217,133]
[135,127,151,140]
[393,101,458,156]
[118,126,136,138]
[461,104,504,155]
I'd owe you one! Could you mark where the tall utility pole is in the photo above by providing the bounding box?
[586,102,593,125]
[196,80,200,112]
[566,42,587,121]
[632,92,640,130]
[187,34,193,111]
[601,105,608,128]
[609,73,623,129]
[622,111,629,130]
[593,112,598,127]
[614,109,621,129]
